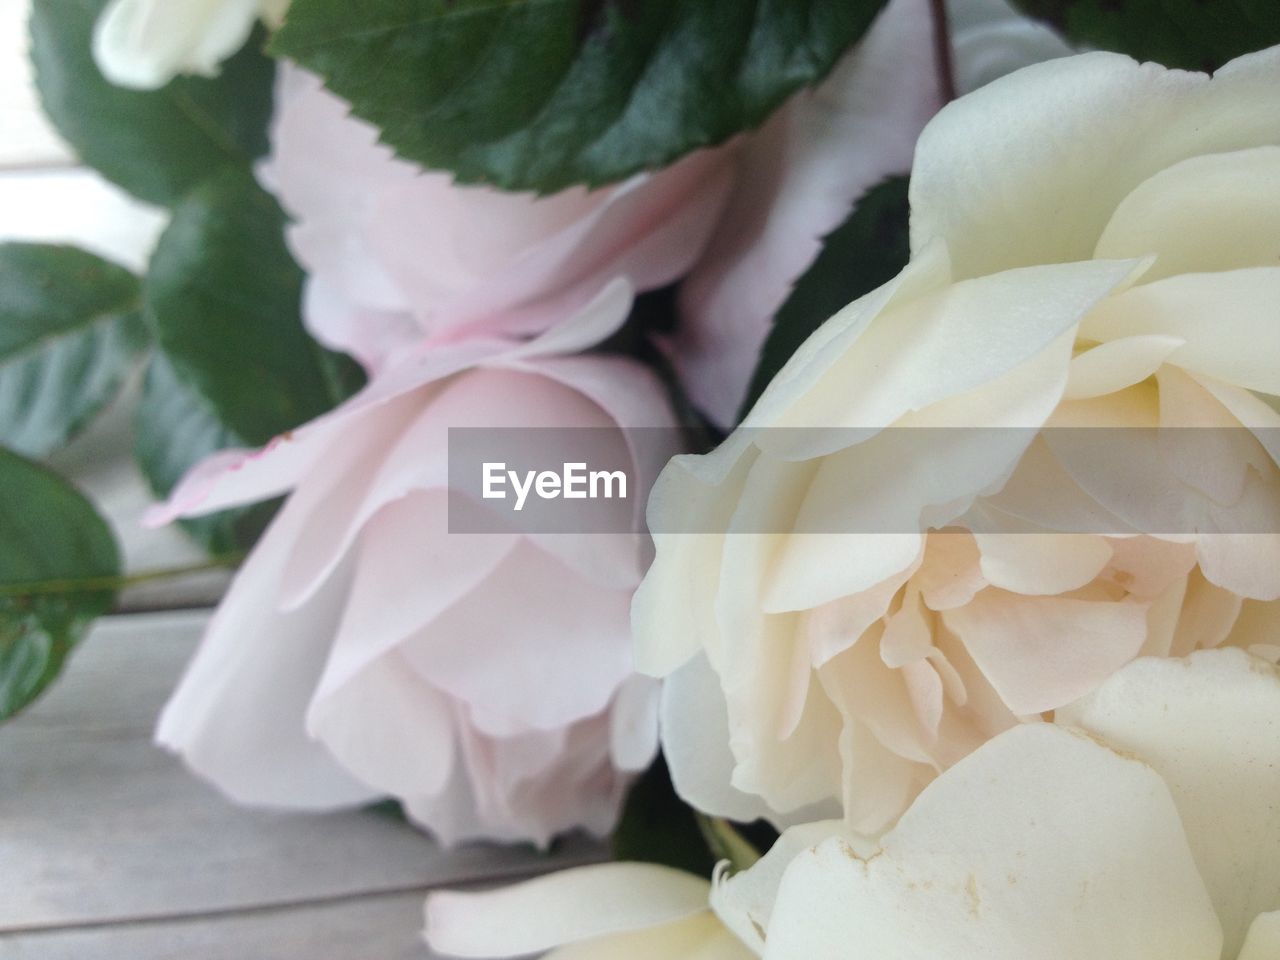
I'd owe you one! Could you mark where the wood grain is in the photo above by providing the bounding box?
[0,611,605,954]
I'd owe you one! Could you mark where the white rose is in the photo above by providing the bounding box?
[634,46,1280,833]
[716,649,1280,960]
[92,0,287,89]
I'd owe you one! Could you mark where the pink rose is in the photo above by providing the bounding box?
[262,67,735,374]
[151,291,680,845]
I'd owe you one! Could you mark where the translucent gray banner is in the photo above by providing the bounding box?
[447,427,1280,535]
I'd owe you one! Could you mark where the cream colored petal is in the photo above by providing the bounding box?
[711,820,856,954]
[910,47,1280,278]
[660,653,801,827]
[546,913,755,960]
[1157,365,1274,506]
[803,551,921,666]
[757,725,1221,960]
[1079,268,1280,395]
[915,531,987,610]
[943,590,1149,714]
[762,259,1141,456]
[93,0,262,89]
[1197,534,1280,602]
[1064,335,1184,400]
[424,863,711,957]
[973,532,1113,596]
[1171,569,1244,655]
[1192,374,1280,469]
[1237,911,1280,960]
[1096,146,1280,282]
[633,434,756,677]
[1059,649,1280,957]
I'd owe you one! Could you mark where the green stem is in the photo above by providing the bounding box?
[0,553,245,599]
[696,813,762,873]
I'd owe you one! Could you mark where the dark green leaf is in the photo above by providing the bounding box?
[0,243,147,457]
[612,756,717,876]
[30,0,275,206]
[0,448,119,721]
[1012,0,1280,72]
[738,175,910,422]
[134,354,278,554]
[273,0,889,192]
[144,167,360,447]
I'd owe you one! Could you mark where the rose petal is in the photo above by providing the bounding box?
[1095,146,1280,282]
[155,498,378,809]
[910,47,1280,278]
[943,590,1149,715]
[424,863,711,957]
[1060,649,1280,956]
[758,725,1221,960]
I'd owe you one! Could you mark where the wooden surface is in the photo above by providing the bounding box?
[0,613,604,957]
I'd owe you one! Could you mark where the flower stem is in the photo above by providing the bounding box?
[0,553,245,600]
[929,0,958,104]
[696,813,761,872]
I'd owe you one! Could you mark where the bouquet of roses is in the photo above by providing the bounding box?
[3,0,1279,956]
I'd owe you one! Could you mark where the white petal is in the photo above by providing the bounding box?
[711,820,851,954]
[1064,335,1184,400]
[544,913,754,960]
[93,0,262,89]
[1080,268,1280,395]
[424,863,710,957]
[759,724,1220,960]
[911,47,1280,278]
[1059,649,1280,957]
[761,259,1141,456]
[973,532,1113,596]
[1095,146,1280,282]
[660,652,807,826]
[1238,911,1280,960]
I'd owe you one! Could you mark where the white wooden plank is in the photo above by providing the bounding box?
[0,0,76,168]
[0,611,606,931]
[0,167,166,271]
[0,890,443,959]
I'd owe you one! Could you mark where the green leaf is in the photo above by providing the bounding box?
[134,354,278,554]
[30,0,275,206]
[1012,0,1280,72]
[0,448,119,721]
[738,175,910,422]
[0,243,148,457]
[144,167,360,447]
[612,756,717,877]
[273,0,889,192]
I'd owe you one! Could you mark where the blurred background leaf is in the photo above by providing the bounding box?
[0,242,147,458]
[143,167,360,447]
[274,0,890,192]
[738,175,910,421]
[0,448,119,721]
[134,355,279,554]
[612,756,718,877]
[137,168,363,549]
[29,0,275,207]
[1013,0,1280,71]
